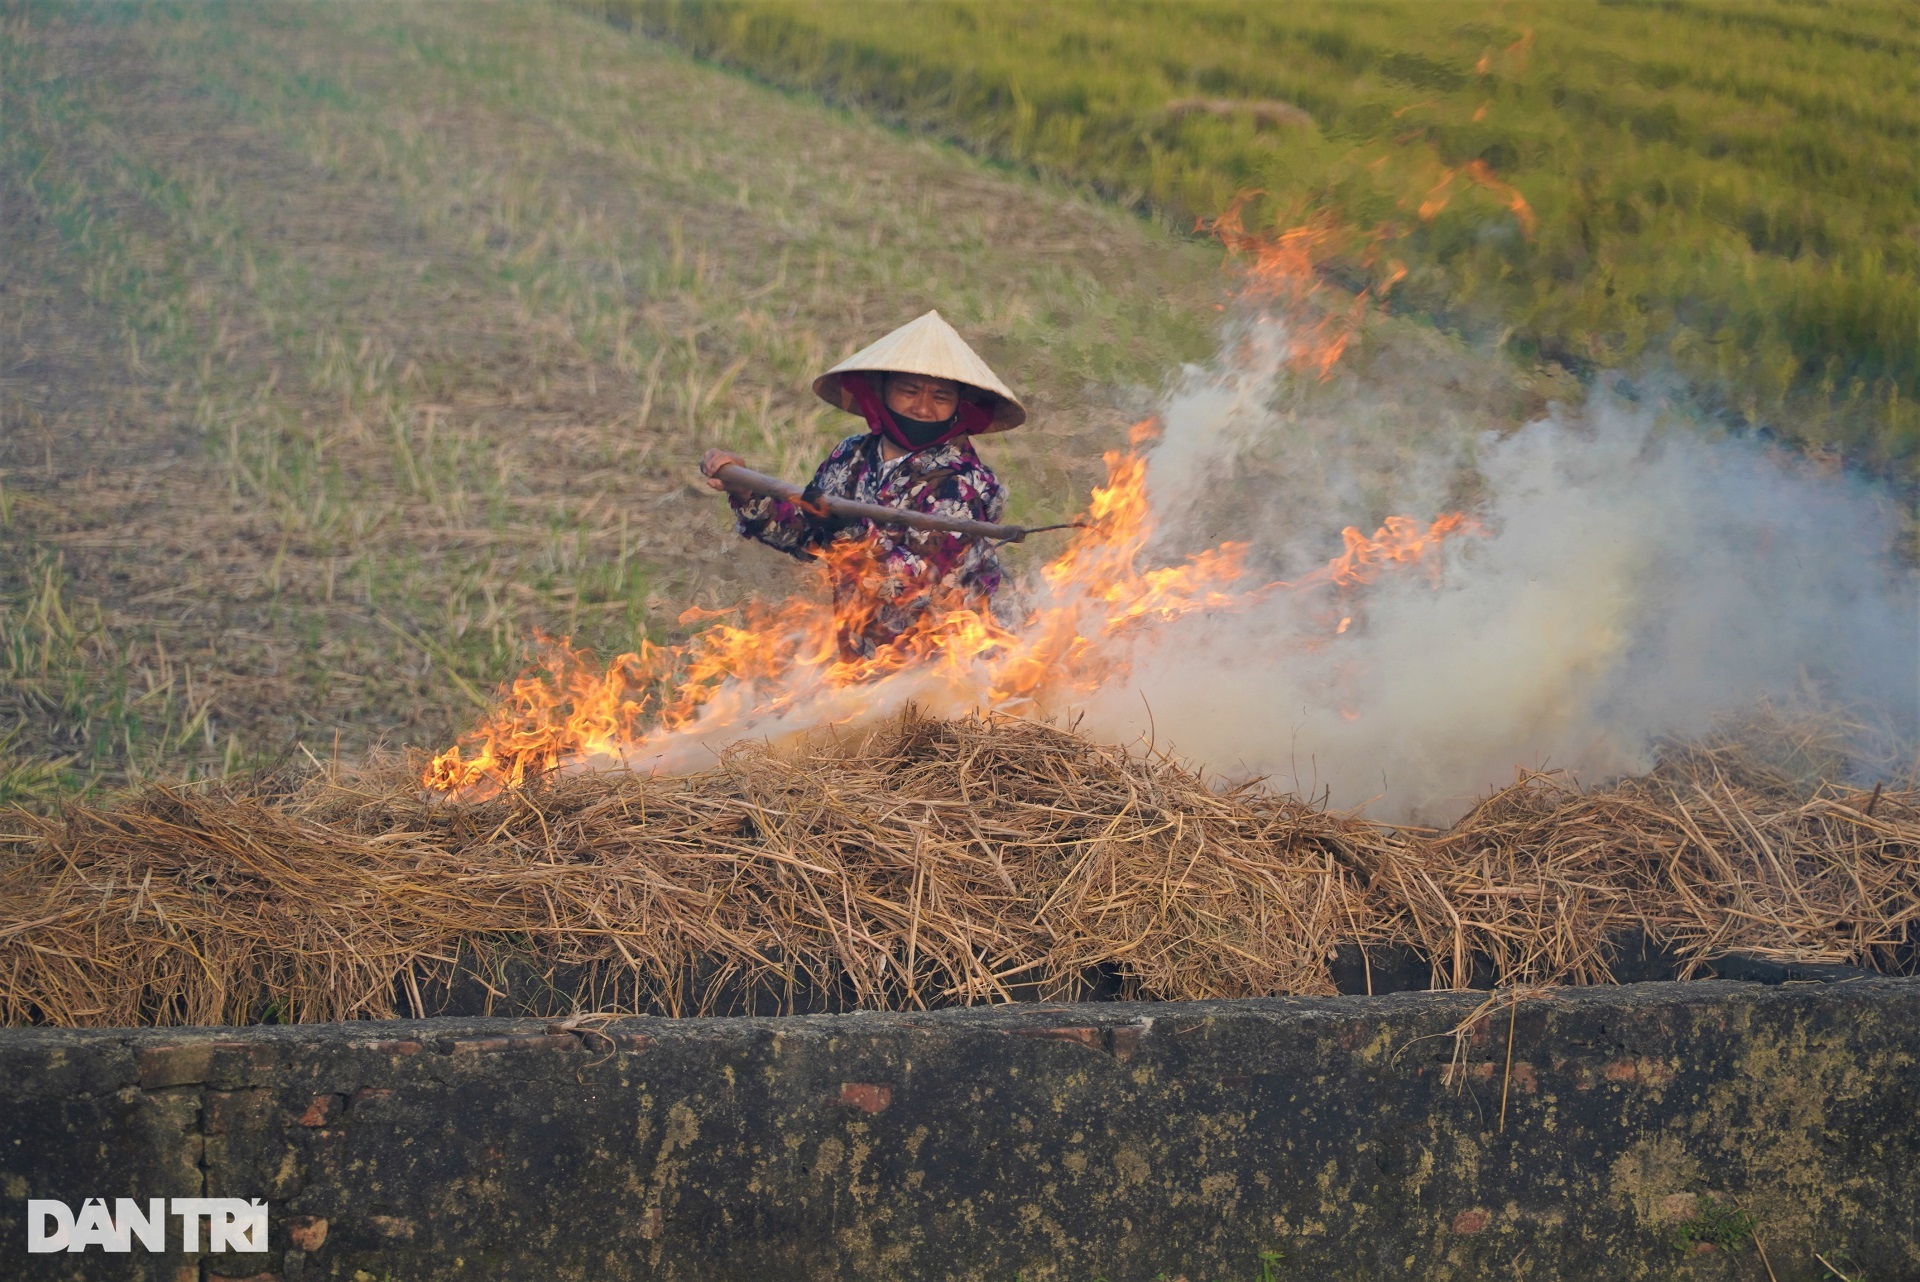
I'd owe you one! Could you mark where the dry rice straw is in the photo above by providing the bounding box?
[3,709,1914,1026]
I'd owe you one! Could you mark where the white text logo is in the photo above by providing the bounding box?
[26,1198,268,1253]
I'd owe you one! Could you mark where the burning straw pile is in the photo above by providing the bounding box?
[3,710,1915,1027]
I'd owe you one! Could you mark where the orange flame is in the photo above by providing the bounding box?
[426,202,1489,798]
[1477,26,1534,77]
[424,201,1495,798]
[425,430,1482,797]
[1417,159,1536,237]
[1304,513,1482,589]
[1200,195,1406,379]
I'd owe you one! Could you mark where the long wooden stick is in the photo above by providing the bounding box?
[711,462,1078,543]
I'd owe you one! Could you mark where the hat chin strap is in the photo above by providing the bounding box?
[843,374,991,451]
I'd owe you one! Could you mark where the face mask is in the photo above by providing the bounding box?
[890,408,959,449]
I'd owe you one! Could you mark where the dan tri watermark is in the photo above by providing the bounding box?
[26,1198,267,1253]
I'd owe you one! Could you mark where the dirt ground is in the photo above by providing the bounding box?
[1,0,1239,793]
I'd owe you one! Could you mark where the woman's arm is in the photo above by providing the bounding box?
[709,442,853,559]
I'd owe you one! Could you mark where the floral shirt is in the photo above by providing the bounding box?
[732,432,1007,656]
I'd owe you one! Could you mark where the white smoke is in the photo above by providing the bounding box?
[612,310,1916,822]
[1075,315,1919,822]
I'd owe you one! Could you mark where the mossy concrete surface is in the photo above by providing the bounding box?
[2,980,1915,1280]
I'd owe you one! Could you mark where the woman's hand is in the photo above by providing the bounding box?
[700,448,744,492]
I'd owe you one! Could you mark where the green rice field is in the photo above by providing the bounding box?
[598,0,1920,472]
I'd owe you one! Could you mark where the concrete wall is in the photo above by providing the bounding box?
[2,979,1915,1281]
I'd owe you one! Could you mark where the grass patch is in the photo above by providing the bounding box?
[0,551,230,801]
[1672,1194,1757,1254]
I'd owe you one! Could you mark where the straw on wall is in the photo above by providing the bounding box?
[2,709,1913,1027]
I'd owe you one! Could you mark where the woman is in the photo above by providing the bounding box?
[701,310,1025,659]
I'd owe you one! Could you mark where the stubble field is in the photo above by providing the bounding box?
[1,0,1282,799]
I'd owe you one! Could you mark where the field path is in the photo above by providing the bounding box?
[1,0,1223,786]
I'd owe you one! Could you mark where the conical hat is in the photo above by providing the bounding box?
[813,310,1026,432]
